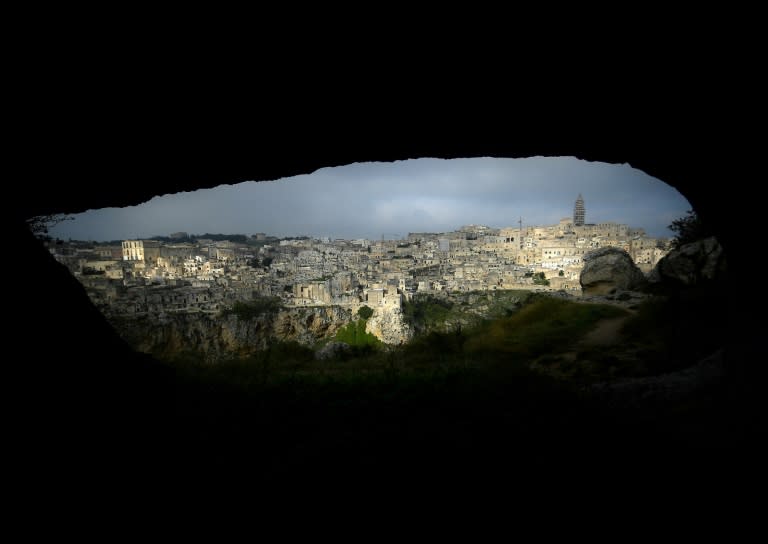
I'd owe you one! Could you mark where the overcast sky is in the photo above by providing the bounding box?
[49,157,691,241]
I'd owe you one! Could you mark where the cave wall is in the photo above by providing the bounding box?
[12,99,754,485]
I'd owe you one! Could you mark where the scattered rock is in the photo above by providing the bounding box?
[580,247,646,295]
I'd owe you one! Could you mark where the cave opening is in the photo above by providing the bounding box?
[32,156,711,376]
[15,137,753,486]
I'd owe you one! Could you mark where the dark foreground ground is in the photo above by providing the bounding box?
[158,289,759,493]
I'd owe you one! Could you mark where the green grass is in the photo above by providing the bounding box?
[333,319,382,348]
[464,297,627,360]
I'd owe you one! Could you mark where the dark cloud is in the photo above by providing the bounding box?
[50,157,691,241]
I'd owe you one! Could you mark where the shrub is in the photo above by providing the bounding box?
[669,210,713,249]
[533,272,550,286]
[358,305,374,320]
[334,319,382,348]
[222,297,282,320]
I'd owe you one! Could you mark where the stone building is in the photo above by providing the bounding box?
[95,245,123,260]
[122,240,161,263]
[364,286,402,309]
[293,281,332,305]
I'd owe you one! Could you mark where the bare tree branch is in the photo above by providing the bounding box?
[27,214,73,237]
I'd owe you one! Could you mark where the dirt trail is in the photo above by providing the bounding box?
[579,315,631,347]
[558,313,633,364]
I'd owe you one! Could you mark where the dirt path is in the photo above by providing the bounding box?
[579,315,631,347]
[558,313,633,364]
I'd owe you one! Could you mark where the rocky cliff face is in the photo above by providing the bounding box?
[580,247,646,295]
[365,306,413,345]
[109,305,355,362]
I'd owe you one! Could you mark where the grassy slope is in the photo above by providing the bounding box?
[170,290,734,477]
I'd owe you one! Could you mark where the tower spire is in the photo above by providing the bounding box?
[574,194,585,226]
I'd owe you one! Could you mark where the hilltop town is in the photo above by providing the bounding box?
[46,196,670,344]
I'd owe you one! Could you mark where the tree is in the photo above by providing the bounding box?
[26,214,72,238]
[558,269,564,277]
[358,305,374,320]
[669,210,712,249]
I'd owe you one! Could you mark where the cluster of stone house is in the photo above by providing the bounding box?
[48,209,669,318]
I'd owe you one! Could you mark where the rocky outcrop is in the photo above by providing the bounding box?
[272,306,355,344]
[580,247,646,295]
[108,305,355,362]
[366,306,413,345]
[648,236,726,287]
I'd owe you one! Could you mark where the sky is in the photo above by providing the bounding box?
[48,157,692,241]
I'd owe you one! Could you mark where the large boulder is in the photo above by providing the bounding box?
[648,236,726,287]
[580,247,646,295]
